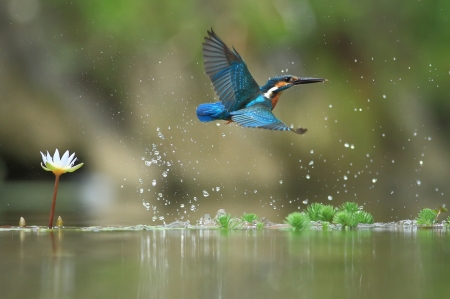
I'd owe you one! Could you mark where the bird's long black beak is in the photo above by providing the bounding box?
[293,77,326,84]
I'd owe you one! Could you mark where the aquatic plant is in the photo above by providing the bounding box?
[355,211,374,224]
[333,211,359,229]
[40,149,84,228]
[56,216,64,227]
[284,212,311,231]
[241,213,258,223]
[306,203,336,222]
[306,203,324,221]
[216,214,242,229]
[415,208,438,226]
[320,205,336,222]
[255,222,265,230]
[433,205,447,221]
[333,203,374,229]
[338,202,359,214]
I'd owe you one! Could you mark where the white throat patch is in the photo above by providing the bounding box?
[263,86,279,99]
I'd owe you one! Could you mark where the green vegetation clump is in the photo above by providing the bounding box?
[241,213,258,223]
[284,212,311,231]
[216,214,242,229]
[321,205,337,222]
[415,208,438,226]
[215,213,264,230]
[333,211,359,228]
[338,202,360,214]
[307,201,373,229]
[306,203,336,222]
[415,206,447,227]
[333,203,374,229]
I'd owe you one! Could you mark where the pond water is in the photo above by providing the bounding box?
[1,227,449,299]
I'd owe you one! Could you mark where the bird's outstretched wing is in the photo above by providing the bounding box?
[230,104,307,134]
[202,29,261,112]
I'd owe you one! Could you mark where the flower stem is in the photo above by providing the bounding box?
[48,174,61,228]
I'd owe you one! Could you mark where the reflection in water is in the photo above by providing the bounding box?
[0,228,449,299]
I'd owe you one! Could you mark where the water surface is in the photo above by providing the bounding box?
[1,228,449,299]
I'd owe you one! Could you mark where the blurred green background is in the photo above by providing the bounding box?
[0,0,449,225]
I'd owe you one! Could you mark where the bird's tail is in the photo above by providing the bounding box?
[196,102,230,122]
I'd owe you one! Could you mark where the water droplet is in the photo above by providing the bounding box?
[152,216,157,221]
[309,160,314,165]
[190,205,197,211]
[372,178,377,183]
[279,180,283,184]
[417,180,421,186]
[382,94,386,99]
[302,199,308,204]
[254,190,257,193]
[310,150,314,154]
[180,204,185,208]
[162,171,168,177]
[145,161,151,166]
[216,186,221,191]
[139,188,144,194]
[343,175,348,180]
[344,143,349,148]
[306,174,310,179]
[152,180,157,186]
[203,190,209,197]
[328,196,333,201]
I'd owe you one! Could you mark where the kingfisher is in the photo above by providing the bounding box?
[196,29,325,134]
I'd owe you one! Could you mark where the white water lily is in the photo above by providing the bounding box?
[40,149,84,228]
[40,149,83,176]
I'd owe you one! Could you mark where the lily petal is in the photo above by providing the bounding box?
[60,150,69,167]
[40,151,47,164]
[41,162,51,171]
[53,149,61,165]
[45,161,58,172]
[46,151,53,164]
[67,162,84,172]
[67,152,76,166]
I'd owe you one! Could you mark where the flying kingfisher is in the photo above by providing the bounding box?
[196,29,325,134]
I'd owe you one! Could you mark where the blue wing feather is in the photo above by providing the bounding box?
[202,30,261,112]
[230,104,307,134]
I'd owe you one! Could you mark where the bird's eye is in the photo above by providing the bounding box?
[285,77,291,83]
